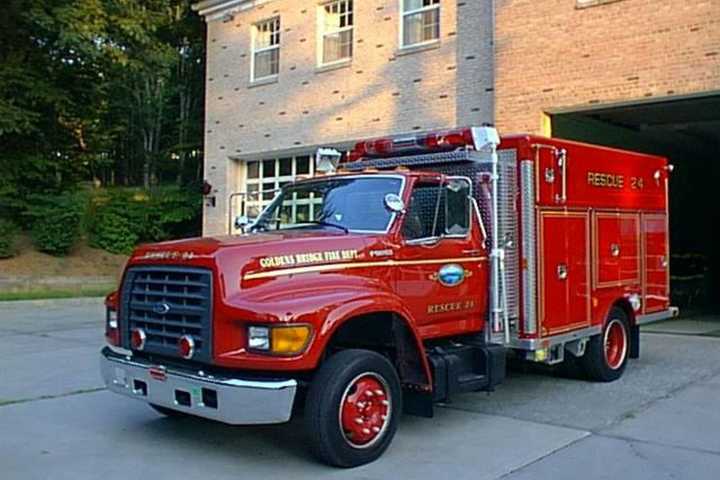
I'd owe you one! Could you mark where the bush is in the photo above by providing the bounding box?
[25,192,84,256]
[0,219,17,258]
[88,186,201,252]
[91,212,138,254]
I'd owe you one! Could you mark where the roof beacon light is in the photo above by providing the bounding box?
[316,148,342,173]
[347,126,500,162]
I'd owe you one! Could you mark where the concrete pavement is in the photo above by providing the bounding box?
[1,299,719,479]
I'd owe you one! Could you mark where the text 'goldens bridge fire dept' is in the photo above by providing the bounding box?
[258,249,359,269]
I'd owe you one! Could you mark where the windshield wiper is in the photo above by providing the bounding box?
[303,219,349,233]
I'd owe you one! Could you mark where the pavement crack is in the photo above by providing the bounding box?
[496,433,591,479]
[0,387,106,408]
[597,365,720,433]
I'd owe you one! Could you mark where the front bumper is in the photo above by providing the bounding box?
[100,347,297,425]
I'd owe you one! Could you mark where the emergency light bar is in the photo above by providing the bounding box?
[347,127,497,162]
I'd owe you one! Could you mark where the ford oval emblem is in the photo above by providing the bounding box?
[438,264,465,287]
[153,302,171,315]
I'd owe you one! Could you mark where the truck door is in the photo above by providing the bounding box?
[394,177,486,337]
[643,214,670,313]
[539,211,590,335]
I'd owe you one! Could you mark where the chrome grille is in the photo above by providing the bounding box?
[121,266,212,362]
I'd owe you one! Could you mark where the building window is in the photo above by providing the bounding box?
[243,155,315,220]
[252,17,280,81]
[319,0,354,65]
[401,0,440,48]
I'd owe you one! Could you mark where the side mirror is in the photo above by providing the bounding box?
[384,193,405,213]
[234,215,255,232]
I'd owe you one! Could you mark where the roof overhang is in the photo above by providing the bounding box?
[192,0,275,22]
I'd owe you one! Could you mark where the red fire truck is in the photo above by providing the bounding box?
[101,127,677,467]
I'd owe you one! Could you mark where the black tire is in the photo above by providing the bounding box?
[304,349,402,467]
[580,307,630,382]
[149,403,190,418]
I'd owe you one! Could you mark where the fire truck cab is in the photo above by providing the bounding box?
[100,127,677,467]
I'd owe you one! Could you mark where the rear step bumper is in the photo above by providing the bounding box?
[100,347,297,425]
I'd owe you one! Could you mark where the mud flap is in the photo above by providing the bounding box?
[629,325,640,359]
[403,390,434,418]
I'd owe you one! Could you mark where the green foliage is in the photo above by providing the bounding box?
[0,0,205,229]
[0,219,18,258]
[88,186,201,253]
[25,192,85,256]
[91,211,139,254]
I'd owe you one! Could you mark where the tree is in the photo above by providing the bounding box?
[0,0,205,226]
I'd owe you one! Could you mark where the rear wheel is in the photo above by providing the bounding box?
[304,349,401,467]
[580,307,630,382]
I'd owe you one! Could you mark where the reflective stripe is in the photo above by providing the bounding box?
[243,256,488,280]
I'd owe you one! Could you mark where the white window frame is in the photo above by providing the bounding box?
[317,0,354,67]
[242,155,316,222]
[251,17,281,82]
[399,0,441,49]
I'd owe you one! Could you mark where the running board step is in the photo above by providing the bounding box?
[428,343,506,403]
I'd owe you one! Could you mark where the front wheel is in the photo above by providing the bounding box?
[304,349,402,467]
[580,307,630,382]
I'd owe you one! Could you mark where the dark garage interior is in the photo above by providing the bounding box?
[550,93,720,314]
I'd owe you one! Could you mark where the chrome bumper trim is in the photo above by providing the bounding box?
[509,325,603,351]
[636,307,679,326]
[100,348,297,425]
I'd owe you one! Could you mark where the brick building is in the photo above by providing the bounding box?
[194,0,719,304]
[194,0,494,235]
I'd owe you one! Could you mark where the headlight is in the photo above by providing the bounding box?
[247,325,312,355]
[248,326,270,351]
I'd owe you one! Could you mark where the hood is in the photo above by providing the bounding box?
[132,229,371,259]
[128,230,380,283]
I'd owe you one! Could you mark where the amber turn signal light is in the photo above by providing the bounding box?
[270,325,312,355]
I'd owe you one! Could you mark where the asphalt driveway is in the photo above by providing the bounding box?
[1,298,719,479]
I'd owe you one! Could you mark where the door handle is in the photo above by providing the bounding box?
[557,263,568,280]
[463,249,483,256]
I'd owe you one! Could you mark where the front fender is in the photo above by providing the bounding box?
[310,290,433,389]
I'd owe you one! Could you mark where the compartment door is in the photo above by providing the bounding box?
[539,212,590,336]
[593,213,641,288]
[643,214,670,312]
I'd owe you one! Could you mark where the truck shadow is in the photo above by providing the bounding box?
[137,413,317,465]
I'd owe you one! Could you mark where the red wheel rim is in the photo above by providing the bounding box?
[604,319,628,370]
[339,373,392,449]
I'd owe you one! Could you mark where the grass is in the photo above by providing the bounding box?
[0,285,115,302]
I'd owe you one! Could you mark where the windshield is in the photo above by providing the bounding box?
[253,176,403,233]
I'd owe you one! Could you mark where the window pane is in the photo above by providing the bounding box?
[296,156,310,174]
[402,183,444,240]
[254,48,279,78]
[445,180,470,235]
[262,182,275,200]
[262,159,276,178]
[323,29,353,63]
[255,18,280,49]
[279,157,292,176]
[403,9,439,46]
[247,161,260,179]
[247,205,260,218]
[404,0,439,12]
[296,204,310,222]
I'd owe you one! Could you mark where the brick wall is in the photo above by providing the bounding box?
[202,0,494,235]
[494,0,720,134]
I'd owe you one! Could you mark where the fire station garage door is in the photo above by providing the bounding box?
[549,93,720,314]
